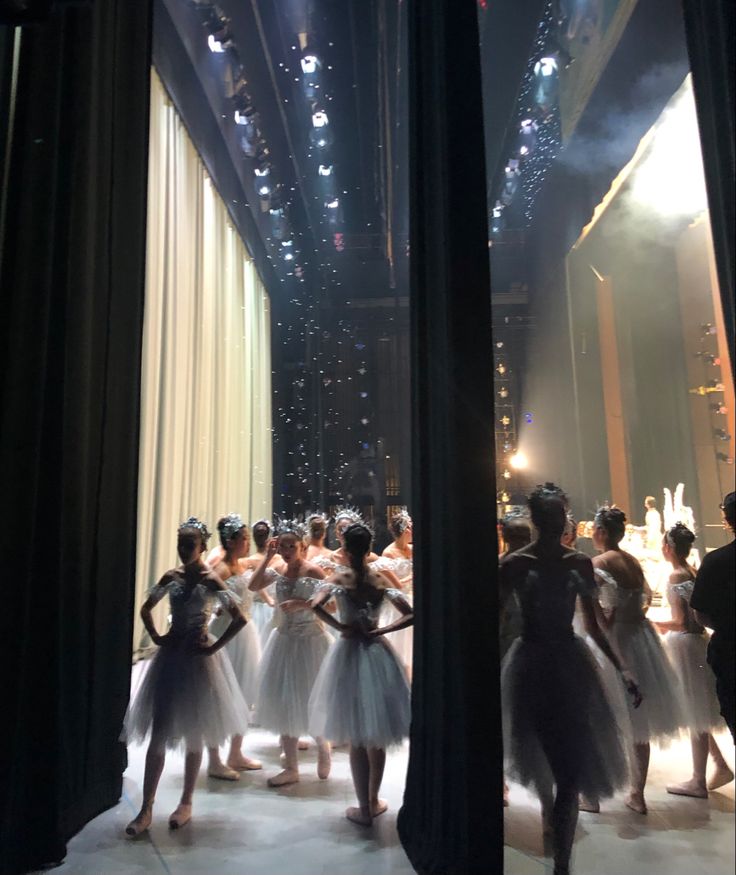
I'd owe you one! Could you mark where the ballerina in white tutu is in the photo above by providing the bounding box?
[654,523,733,797]
[124,518,249,835]
[330,507,381,566]
[247,519,279,647]
[309,523,413,826]
[250,521,332,786]
[500,485,640,875]
[206,514,263,780]
[306,512,332,561]
[592,506,686,814]
[380,509,414,676]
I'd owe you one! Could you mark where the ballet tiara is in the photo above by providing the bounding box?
[178,517,211,541]
[218,513,245,542]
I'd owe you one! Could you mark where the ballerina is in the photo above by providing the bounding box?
[330,507,381,566]
[247,519,279,647]
[380,509,414,674]
[592,506,685,814]
[250,521,333,786]
[654,523,733,797]
[305,512,332,561]
[206,514,263,780]
[124,518,250,835]
[309,523,413,826]
[500,485,639,875]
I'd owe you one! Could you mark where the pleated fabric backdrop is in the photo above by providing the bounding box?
[133,71,273,654]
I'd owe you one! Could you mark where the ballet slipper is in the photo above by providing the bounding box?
[125,807,152,836]
[317,742,332,779]
[297,738,309,751]
[666,780,708,799]
[227,754,262,771]
[625,792,648,814]
[267,767,299,787]
[371,799,388,818]
[207,763,240,781]
[346,806,372,826]
[168,804,192,830]
[707,765,734,791]
[578,795,600,813]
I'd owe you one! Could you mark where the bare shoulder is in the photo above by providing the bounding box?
[382,544,399,559]
[303,561,326,580]
[203,568,227,590]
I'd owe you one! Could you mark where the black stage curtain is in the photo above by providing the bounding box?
[398,2,502,873]
[0,3,152,872]
[682,0,735,380]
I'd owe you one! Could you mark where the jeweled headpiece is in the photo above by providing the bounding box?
[334,505,363,525]
[218,513,245,543]
[178,516,211,542]
[251,518,273,535]
[391,507,412,534]
[274,517,307,540]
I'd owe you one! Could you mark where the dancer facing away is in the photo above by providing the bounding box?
[124,518,250,834]
[592,506,684,815]
[691,491,736,740]
[500,511,533,556]
[655,523,733,796]
[309,523,413,826]
[250,521,333,786]
[500,484,640,875]
[206,514,263,780]
[305,512,332,561]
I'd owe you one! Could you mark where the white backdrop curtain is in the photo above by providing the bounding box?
[133,70,272,655]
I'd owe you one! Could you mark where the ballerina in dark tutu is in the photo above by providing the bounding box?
[500,484,641,875]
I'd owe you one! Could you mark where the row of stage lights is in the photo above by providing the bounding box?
[491,0,565,237]
[190,1,342,274]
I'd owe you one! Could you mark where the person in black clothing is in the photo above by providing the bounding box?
[691,492,736,741]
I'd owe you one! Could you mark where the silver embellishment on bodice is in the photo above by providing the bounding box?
[274,575,324,637]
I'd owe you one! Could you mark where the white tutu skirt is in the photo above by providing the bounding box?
[256,627,331,737]
[210,612,261,710]
[608,620,685,744]
[379,598,413,669]
[665,631,723,734]
[309,636,411,749]
[124,634,251,750]
[502,636,628,800]
[252,599,276,649]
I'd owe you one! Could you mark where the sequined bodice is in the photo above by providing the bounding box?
[274,575,324,637]
[226,572,254,620]
[513,564,592,643]
[150,580,220,636]
[330,585,401,627]
[668,574,703,634]
[596,568,648,624]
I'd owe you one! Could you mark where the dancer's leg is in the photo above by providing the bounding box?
[169,748,202,828]
[268,735,300,786]
[539,735,578,875]
[707,734,734,790]
[346,745,372,825]
[126,728,166,836]
[208,744,240,781]
[626,742,650,814]
[315,735,332,779]
[667,733,708,797]
[227,733,262,771]
[367,748,388,817]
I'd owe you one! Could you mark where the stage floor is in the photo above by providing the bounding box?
[35,701,734,874]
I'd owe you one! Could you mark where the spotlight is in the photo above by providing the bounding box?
[496,363,507,375]
[500,415,511,427]
[281,240,295,261]
[498,387,509,399]
[318,164,333,177]
[502,469,512,480]
[499,490,511,503]
[254,165,272,197]
[534,56,558,77]
[301,52,321,75]
[312,109,329,128]
[326,198,339,210]
[509,451,529,470]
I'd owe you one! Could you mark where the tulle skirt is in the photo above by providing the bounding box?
[252,599,276,649]
[210,611,261,710]
[502,635,629,800]
[379,598,413,669]
[124,633,251,751]
[608,620,686,744]
[665,631,723,734]
[309,636,411,749]
[256,627,332,737]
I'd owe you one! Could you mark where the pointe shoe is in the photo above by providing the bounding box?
[346,806,372,826]
[267,767,299,787]
[625,792,648,814]
[168,804,192,830]
[371,799,388,818]
[227,755,262,771]
[707,766,734,791]
[579,795,600,813]
[125,808,152,836]
[666,780,708,799]
[317,742,331,780]
[208,763,240,781]
[297,738,309,751]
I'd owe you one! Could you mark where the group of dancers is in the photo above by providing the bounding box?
[499,486,735,875]
[123,507,414,835]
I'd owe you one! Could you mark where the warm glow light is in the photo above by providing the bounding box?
[510,451,529,470]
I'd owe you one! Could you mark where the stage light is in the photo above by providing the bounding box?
[312,109,329,128]
[499,490,511,503]
[496,363,507,375]
[281,240,295,261]
[254,166,272,197]
[500,415,511,427]
[310,127,333,149]
[509,451,529,470]
[498,387,509,399]
[502,469,512,480]
[534,56,558,77]
[208,34,225,52]
[301,52,321,74]
[318,164,333,176]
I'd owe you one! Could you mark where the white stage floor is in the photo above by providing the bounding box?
[34,699,734,874]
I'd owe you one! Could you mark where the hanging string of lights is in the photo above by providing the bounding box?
[690,322,733,475]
